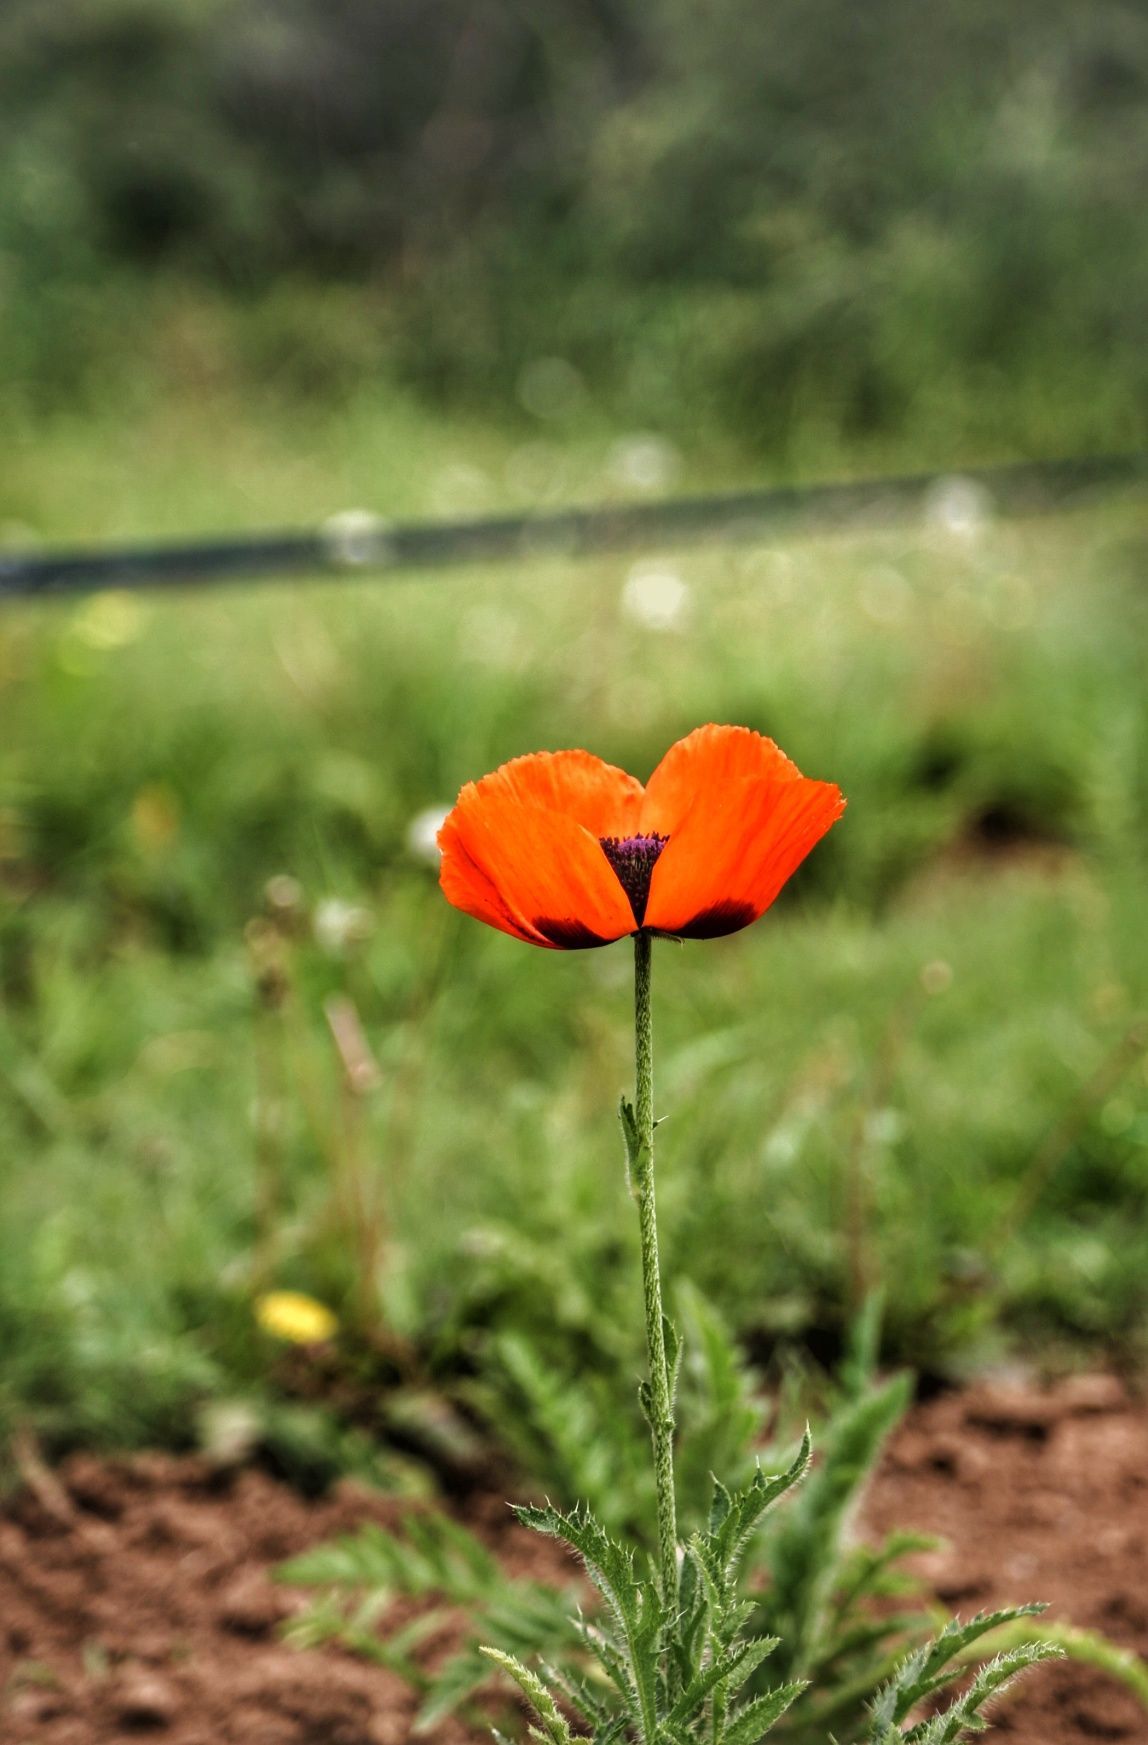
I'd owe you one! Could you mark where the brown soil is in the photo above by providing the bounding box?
[0,1454,564,1745]
[865,1373,1148,1742]
[1,1376,1145,1744]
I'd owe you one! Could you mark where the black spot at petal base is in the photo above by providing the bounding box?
[533,917,619,949]
[675,900,757,940]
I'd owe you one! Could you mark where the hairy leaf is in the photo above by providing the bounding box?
[480,1648,574,1745]
[722,1679,808,1744]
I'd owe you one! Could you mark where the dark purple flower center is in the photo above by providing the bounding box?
[599,832,669,926]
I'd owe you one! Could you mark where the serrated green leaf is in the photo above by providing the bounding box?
[667,1633,780,1727]
[704,1429,813,1590]
[479,1648,573,1745]
[575,1617,640,1724]
[537,1658,608,1730]
[910,1641,1064,1743]
[708,1474,734,1536]
[764,1376,911,1677]
[722,1678,808,1744]
[868,1606,1053,1735]
[513,1500,666,1740]
[973,1618,1148,1712]
[512,1500,640,1633]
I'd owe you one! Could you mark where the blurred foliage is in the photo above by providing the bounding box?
[1,378,1147,1458]
[283,1305,1076,1743]
[284,1304,932,1742]
[2,0,1148,452]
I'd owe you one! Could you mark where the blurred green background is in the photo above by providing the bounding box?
[1,0,1147,1474]
[5,0,1148,456]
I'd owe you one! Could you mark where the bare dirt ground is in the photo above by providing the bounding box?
[1,1375,1144,1744]
[866,1373,1148,1742]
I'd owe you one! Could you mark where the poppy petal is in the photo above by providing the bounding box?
[441,788,637,949]
[438,813,550,945]
[644,760,844,939]
[640,723,805,837]
[472,748,644,838]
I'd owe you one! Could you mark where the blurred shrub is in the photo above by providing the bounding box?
[2,0,1148,448]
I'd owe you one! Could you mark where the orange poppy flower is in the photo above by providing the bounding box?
[437,724,844,949]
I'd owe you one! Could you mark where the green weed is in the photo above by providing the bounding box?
[1,395,1147,1456]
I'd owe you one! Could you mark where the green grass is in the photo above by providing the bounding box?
[2,377,1147,1464]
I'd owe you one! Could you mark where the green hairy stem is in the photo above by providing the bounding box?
[298,919,1072,1743]
[632,930,678,1609]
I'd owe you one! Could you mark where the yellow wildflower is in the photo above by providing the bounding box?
[255,1290,338,1345]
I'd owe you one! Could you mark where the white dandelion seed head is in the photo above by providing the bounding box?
[314,898,374,956]
[406,805,451,866]
[621,563,692,632]
[606,434,681,494]
[321,510,389,569]
[924,476,993,541]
